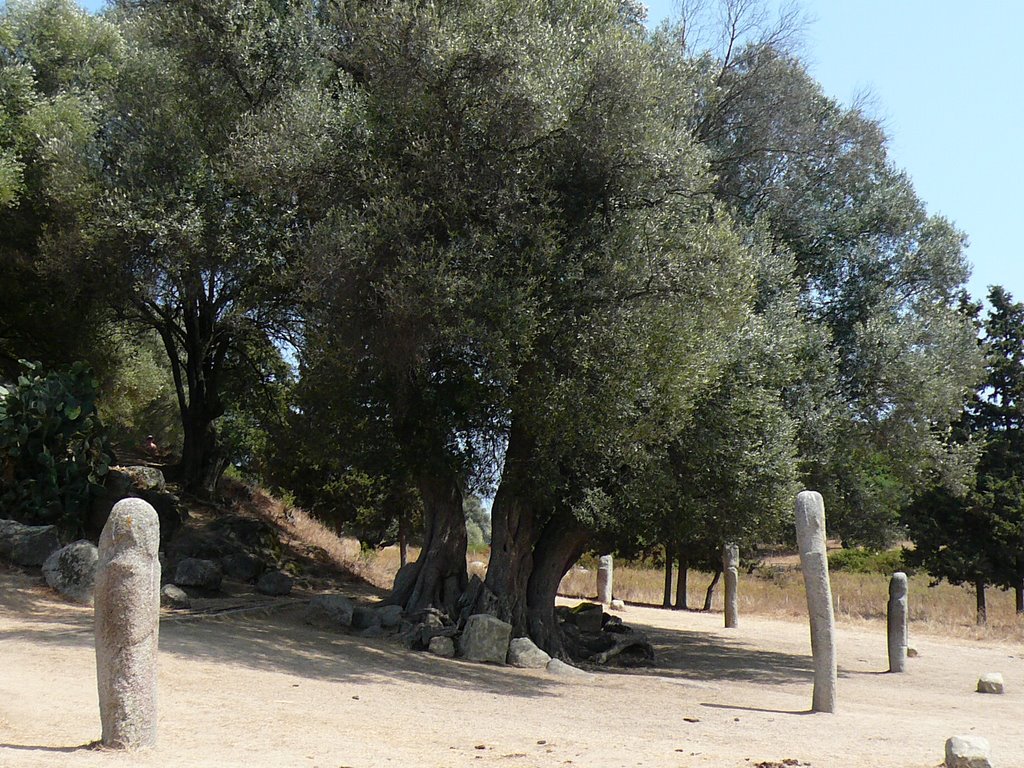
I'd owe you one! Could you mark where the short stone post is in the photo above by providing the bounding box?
[722,543,739,629]
[597,555,613,604]
[887,572,908,673]
[794,490,837,713]
[95,498,161,749]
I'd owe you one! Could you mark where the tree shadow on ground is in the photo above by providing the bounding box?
[593,619,825,686]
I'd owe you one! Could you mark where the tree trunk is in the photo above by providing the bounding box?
[674,552,689,610]
[390,472,467,618]
[179,406,226,499]
[703,568,722,611]
[976,577,987,626]
[662,542,674,608]
[1016,579,1023,615]
[525,513,589,659]
[481,422,539,636]
[398,511,409,568]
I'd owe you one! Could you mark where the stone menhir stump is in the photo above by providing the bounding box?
[887,572,908,673]
[597,555,613,604]
[722,543,739,629]
[94,498,161,749]
[794,490,837,714]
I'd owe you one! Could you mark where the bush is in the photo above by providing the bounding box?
[828,546,911,575]
[0,361,110,535]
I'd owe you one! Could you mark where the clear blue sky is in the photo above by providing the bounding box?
[77,0,1020,305]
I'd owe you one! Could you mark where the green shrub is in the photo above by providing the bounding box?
[828,546,911,575]
[0,360,110,535]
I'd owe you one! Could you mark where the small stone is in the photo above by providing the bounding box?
[428,636,455,658]
[610,599,626,611]
[160,584,190,609]
[0,519,61,567]
[546,658,593,680]
[507,637,551,668]
[255,570,293,596]
[352,605,383,630]
[907,647,919,658]
[945,735,992,768]
[460,614,512,663]
[42,540,98,604]
[378,604,403,629]
[173,557,223,590]
[977,673,1004,694]
[304,594,354,629]
[221,552,264,581]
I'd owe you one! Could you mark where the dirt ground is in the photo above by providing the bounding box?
[2,569,1022,768]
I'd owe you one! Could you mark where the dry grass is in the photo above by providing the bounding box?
[228,483,1024,644]
[560,562,1024,643]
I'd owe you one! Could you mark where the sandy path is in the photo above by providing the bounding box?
[1,571,1021,768]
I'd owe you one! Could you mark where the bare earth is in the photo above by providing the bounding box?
[2,570,1022,768]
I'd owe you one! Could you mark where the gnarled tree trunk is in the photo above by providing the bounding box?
[976,577,987,626]
[674,552,689,610]
[525,512,589,659]
[702,568,722,611]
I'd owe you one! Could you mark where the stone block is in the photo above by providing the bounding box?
[508,637,551,668]
[945,735,992,768]
[977,673,1004,694]
[459,614,512,663]
[42,540,98,604]
[304,594,354,630]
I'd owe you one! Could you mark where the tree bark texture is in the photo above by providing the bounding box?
[525,512,589,659]
[703,568,722,612]
[391,472,467,618]
[674,553,689,610]
[976,577,987,626]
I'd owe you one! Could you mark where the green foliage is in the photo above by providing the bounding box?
[827,547,909,575]
[904,287,1024,591]
[464,495,491,551]
[0,360,110,534]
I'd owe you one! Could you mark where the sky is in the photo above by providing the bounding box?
[76,0,1020,306]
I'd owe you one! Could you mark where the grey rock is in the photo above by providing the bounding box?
[42,540,98,604]
[459,614,512,663]
[173,558,223,591]
[111,466,166,493]
[428,636,455,658]
[160,584,190,609]
[255,570,293,596]
[359,625,386,639]
[597,554,613,604]
[945,735,992,768]
[95,498,161,749]
[221,552,264,582]
[304,594,354,630]
[610,598,626,611]
[507,637,551,668]
[977,673,1004,694]
[0,519,61,567]
[378,604,403,629]
[795,490,837,714]
[568,602,604,634]
[352,605,384,630]
[546,658,593,680]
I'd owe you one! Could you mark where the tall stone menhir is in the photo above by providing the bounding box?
[722,543,739,629]
[887,572,908,673]
[94,498,161,749]
[794,490,837,714]
[597,554,613,604]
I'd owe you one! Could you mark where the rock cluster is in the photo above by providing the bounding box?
[0,519,61,566]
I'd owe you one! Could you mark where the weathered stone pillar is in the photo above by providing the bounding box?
[597,555,613,604]
[95,498,161,748]
[887,571,908,673]
[722,543,739,629]
[794,490,837,713]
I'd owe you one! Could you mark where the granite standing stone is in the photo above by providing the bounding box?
[597,555,613,604]
[794,490,837,713]
[723,543,739,629]
[94,498,161,749]
[887,572,908,673]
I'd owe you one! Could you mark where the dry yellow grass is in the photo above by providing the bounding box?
[560,562,1024,643]
[234,484,1023,644]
